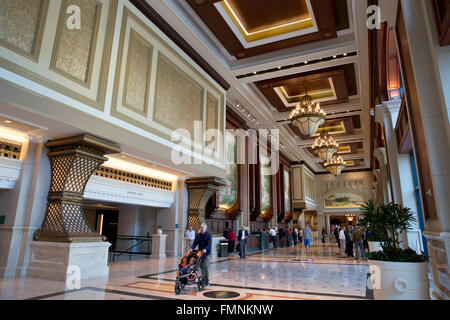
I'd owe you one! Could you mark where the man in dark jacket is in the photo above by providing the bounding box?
[278,227,285,247]
[189,223,212,286]
[334,225,341,248]
[238,226,249,259]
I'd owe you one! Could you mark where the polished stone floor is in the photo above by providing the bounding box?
[0,243,372,300]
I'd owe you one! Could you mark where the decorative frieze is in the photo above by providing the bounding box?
[0,140,22,160]
[93,166,172,191]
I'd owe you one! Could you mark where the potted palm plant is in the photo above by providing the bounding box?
[358,200,429,300]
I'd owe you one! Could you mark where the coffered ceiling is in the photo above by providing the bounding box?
[146,0,373,173]
[185,0,347,59]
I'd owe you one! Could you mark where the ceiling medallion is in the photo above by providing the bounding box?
[289,83,326,137]
[312,127,339,162]
[325,155,346,176]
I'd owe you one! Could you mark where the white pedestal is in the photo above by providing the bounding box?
[151,234,167,259]
[27,241,111,281]
[211,236,226,259]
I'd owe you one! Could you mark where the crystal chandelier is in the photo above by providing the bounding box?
[325,155,346,176]
[289,84,326,137]
[312,127,339,162]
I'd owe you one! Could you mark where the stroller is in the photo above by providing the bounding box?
[174,250,205,295]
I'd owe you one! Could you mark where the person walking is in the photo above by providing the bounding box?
[278,227,285,248]
[303,225,312,255]
[293,228,298,246]
[228,228,236,254]
[364,228,370,253]
[184,226,196,252]
[299,228,303,244]
[352,227,365,261]
[346,226,354,258]
[238,226,249,259]
[321,227,327,244]
[339,226,347,258]
[286,228,292,247]
[334,225,340,248]
[269,227,277,249]
[188,223,212,287]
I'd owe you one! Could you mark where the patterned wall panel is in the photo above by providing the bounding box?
[206,92,219,131]
[153,53,203,136]
[0,0,48,59]
[123,29,153,115]
[51,0,102,85]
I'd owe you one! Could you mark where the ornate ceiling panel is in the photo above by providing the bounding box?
[256,64,357,113]
[186,0,348,59]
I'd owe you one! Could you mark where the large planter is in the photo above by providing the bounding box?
[368,241,382,252]
[368,260,429,300]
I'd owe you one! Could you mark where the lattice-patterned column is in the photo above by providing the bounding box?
[186,177,226,231]
[34,134,120,243]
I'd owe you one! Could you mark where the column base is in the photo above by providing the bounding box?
[27,241,111,281]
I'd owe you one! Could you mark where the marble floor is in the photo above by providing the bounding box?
[0,243,372,300]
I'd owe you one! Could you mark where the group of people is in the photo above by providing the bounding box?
[183,224,250,288]
[332,224,368,260]
[222,226,249,259]
[265,225,313,254]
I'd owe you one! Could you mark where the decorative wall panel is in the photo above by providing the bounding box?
[0,0,117,111]
[153,53,203,136]
[206,92,219,131]
[284,169,291,214]
[0,0,47,59]
[111,7,225,162]
[260,153,272,214]
[123,29,153,114]
[51,0,102,85]
[219,132,237,209]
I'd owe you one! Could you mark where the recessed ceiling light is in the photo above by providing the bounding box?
[121,155,126,158]
[304,61,308,64]
[253,71,257,74]
[343,53,347,56]
[333,55,337,58]
[4,120,12,124]
[278,66,281,69]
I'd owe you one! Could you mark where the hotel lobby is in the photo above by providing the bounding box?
[0,0,449,303]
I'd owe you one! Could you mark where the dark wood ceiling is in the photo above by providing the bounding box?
[186,0,348,59]
[256,64,357,113]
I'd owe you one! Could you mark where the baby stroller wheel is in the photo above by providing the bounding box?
[175,281,182,295]
[197,277,204,291]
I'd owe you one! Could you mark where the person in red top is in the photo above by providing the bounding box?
[228,228,236,253]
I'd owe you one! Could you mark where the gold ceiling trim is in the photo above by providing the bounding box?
[220,0,313,43]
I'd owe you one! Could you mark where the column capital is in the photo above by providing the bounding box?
[34,134,120,243]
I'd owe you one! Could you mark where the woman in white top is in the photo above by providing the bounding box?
[339,227,347,257]
[185,226,196,252]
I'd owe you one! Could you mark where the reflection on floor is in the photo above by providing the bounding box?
[0,244,372,300]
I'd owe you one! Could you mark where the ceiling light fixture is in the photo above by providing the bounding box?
[289,83,326,137]
[312,125,339,162]
[325,155,346,176]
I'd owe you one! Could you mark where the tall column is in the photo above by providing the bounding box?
[27,134,120,281]
[400,0,450,299]
[377,102,422,251]
[0,136,50,278]
[157,178,184,257]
